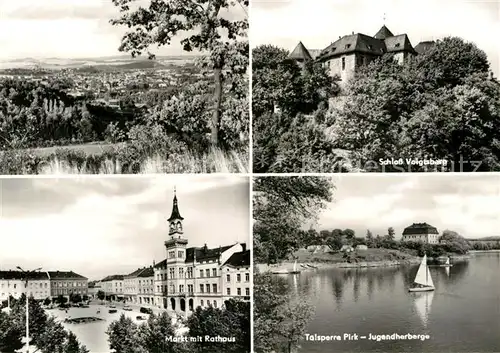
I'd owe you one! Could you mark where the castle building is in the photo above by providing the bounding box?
[152,190,250,315]
[290,25,435,86]
[401,223,440,244]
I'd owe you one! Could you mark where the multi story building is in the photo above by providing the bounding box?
[48,271,88,299]
[221,250,251,301]
[402,223,440,244]
[87,281,101,299]
[290,25,435,86]
[153,190,249,316]
[124,268,144,303]
[123,267,155,306]
[0,271,51,301]
[100,275,124,300]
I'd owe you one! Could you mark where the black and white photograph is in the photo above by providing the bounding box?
[251,0,500,172]
[0,0,249,174]
[253,175,500,352]
[0,175,251,352]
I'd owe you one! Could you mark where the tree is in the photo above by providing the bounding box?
[366,229,374,248]
[55,294,68,306]
[0,310,24,352]
[110,0,248,147]
[253,176,334,263]
[69,293,82,304]
[326,234,343,251]
[386,227,395,241]
[106,314,141,353]
[440,230,471,254]
[10,294,48,346]
[136,312,183,353]
[35,316,67,353]
[43,297,52,306]
[97,290,105,301]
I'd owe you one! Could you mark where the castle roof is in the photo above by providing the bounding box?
[168,193,183,221]
[374,25,394,40]
[414,41,436,55]
[124,267,150,278]
[318,33,386,60]
[223,250,250,268]
[0,270,50,281]
[288,41,313,61]
[403,223,439,235]
[137,267,154,278]
[154,244,235,269]
[308,49,322,60]
[384,34,416,54]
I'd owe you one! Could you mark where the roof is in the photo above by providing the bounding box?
[374,25,394,40]
[403,223,439,235]
[384,34,416,54]
[308,49,322,60]
[101,275,124,282]
[0,271,50,281]
[154,244,235,268]
[318,33,386,60]
[167,194,183,222]
[288,41,313,61]
[137,267,154,278]
[48,271,87,280]
[414,41,435,55]
[223,250,250,267]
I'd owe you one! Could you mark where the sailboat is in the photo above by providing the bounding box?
[409,254,435,292]
[440,257,453,267]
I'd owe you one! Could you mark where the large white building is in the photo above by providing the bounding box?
[401,223,440,244]
[124,267,155,306]
[152,191,250,315]
[99,275,124,300]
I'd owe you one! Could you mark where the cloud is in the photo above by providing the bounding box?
[317,174,500,239]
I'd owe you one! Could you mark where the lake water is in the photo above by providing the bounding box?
[293,252,500,353]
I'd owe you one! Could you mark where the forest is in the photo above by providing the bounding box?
[253,37,500,172]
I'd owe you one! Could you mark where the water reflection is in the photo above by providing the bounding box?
[292,254,500,353]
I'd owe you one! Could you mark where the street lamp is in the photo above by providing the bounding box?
[16,266,42,353]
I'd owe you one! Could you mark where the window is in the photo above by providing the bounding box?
[200,270,204,278]
[246,288,250,296]
[206,284,211,293]
[205,269,210,278]
[245,273,249,282]
[227,288,231,295]
[201,300,204,307]
[395,43,400,47]
[180,285,184,293]
[212,284,217,293]
[200,284,204,293]
[169,268,175,279]
[178,251,183,258]
[214,301,217,308]
[237,288,241,296]
[237,274,241,282]
[212,268,217,277]
[187,268,193,279]
[188,284,193,293]
[342,57,346,70]
[345,44,351,49]
[169,251,175,258]
[179,268,184,279]
[226,274,230,282]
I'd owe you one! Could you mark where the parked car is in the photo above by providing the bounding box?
[123,305,132,311]
[136,315,145,320]
[109,309,118,314]
[139,307,153,314]
[109,304,116,308]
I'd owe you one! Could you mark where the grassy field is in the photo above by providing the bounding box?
[0,144,249,174]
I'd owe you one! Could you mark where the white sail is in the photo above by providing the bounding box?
[414,291,434,326]
[445,266,450,277]
[293,260,297,272]
[445,257,450,265]
[414,255,433,287]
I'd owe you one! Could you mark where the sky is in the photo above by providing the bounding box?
[0,0,246,59]
[0,176,250,281]
[251,0,500,77]
[314,174,500,240]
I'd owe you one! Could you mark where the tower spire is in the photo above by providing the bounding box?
[168,188,184,236]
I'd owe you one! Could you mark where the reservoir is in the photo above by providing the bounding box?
[294,252,500,352]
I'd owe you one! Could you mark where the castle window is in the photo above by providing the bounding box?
[395,43,400,47]
[345,44,351,49]
[331,47,336,52]
[226,274,230,282]
[342,57,346,70]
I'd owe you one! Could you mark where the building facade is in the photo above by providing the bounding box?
[100,275,124,300]
[0,270,87,301]
[402,223,440,244]
[152,191,250,316]
[48,271,88,298]
[290,25,434,87]
[0,271,51,301]
[221,250,251,301]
